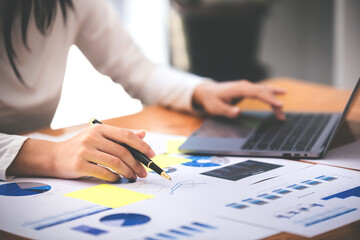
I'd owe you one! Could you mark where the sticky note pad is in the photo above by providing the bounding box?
[64,184,154,208]
[166,139,185,154]
[146,154,190,172]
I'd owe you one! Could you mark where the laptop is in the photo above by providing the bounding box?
[179,78,360,159]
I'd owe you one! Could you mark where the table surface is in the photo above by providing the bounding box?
[2,78,360,240]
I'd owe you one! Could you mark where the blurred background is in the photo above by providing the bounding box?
[51,0,360,129]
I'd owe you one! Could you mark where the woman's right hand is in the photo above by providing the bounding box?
[7,124,155,182]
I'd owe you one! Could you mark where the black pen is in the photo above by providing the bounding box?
[89,118,172,181]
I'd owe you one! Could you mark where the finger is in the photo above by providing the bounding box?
[272,106,286,121]
[135,130,146,139]
[88,148,138,179]
[227,83,283,108]
[83,162,120,182]
[207,100,241,118]
[96,140,147,178]
[100,125,155,158]
[247,85,284,108]
[267,85,286,95]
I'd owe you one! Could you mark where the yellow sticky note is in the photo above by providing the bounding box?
[63,184,154,208]
[166,139,185,154]
[146,154,190,172]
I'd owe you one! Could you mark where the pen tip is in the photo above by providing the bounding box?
[161,171,172,181]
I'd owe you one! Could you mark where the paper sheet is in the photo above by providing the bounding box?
[56,199,278,240]
[63,184,154,208]
[2,130,357,239]
[306,140,360,170]
[204,164,360,237]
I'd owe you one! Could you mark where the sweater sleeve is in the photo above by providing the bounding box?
[0,133,28,180]
[73,0,208,113]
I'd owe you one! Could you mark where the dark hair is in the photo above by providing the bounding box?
[1,0,74,85]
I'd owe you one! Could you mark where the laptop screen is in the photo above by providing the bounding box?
[344,79,360,136]
[325,78,360,151]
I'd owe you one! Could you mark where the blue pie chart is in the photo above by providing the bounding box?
[182,156,229,167]
[100,213,151,227]
[0,182,51,196]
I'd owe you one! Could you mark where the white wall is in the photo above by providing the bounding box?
[259,0,334,85]
[258,0,359,89]
[334,0,360,89]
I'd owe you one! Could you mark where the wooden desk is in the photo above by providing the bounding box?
[1,78,359,239]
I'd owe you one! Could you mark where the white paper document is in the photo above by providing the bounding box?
[307,140,360,170]
[14,198,278,240]
[2,131,358,239]
[0,156,291,240]
[204,164,360,237]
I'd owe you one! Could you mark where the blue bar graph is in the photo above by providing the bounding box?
[316,175,337,181]
[170,229,192,237]
[147,221,217,239]
[322,186,360,200]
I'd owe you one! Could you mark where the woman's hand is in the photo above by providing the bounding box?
[7,124,155,182]
[192,79,286,120]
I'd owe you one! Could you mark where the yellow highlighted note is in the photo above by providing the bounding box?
[146,154,190,172]
[64,184,154,208]
[166,139,185,154]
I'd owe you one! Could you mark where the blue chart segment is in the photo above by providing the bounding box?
[0,182,51,196]
[287,184,308,190]
[182,156,229,167]
[316,175,337,181]
[146,222,217,239]
[322,186,360,200]
[72,225,108,236]
[100,213,150,227]
[273,189,292,195]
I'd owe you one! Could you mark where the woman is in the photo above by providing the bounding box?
[0,0,285,182]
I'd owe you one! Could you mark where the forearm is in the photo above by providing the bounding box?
[7,139,57,178]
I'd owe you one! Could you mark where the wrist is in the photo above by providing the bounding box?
[192,81,216,110]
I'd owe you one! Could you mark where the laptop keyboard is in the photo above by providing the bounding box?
[242,113,332,152]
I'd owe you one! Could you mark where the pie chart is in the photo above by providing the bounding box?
[0,182,51,196]
[100,213,150,227]
[182,156,229,167]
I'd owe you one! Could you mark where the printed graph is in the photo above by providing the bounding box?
[182,156,229,168]
[145,221,217,239]
[0,182,51,196]
[322,186,360,200]
[275,203,324,219]
[169,179,207,196]
[100,213,151,227]
[202,160,282,181]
